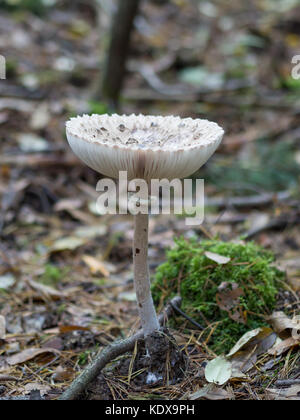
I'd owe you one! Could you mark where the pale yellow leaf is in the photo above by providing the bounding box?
[204,251,231,264]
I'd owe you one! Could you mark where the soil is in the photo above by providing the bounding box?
[86,328,188,400]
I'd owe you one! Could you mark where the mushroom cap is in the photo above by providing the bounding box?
[66,114,224,182]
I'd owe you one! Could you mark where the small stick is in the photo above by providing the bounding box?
[244,213,300,239]
[170,301,204,331]
[59,296,182,400]
[274,379,300,387]
[0,153,78,168]
[0,375,19,382]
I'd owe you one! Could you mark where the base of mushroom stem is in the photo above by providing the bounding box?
[143,327,188,385]
[87,328,188,399]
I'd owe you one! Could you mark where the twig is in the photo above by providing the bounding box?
[0,375,19,383]
[274,379,300,387]
[59,296,181,400]
[169,302,204,331]
[129,61,255,98]
[244,212,300,239]
[205,191,292,209]
[0,153,79,168]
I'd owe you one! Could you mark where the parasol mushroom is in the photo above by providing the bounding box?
[66,114,224,346]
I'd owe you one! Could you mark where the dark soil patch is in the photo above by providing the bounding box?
[85,328,188,400]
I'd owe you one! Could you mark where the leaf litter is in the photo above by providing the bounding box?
[0,0,299,401]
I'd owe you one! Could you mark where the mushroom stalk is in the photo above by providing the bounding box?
[133,213,160,337]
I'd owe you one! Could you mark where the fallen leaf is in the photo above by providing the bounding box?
[216,282,245,324]
[82,255,110,277]
[268,337,299,356]
[267,312,300,339]
[266,385,300,400]
[7,348,59,365]
[0,274,15,290]
[75,225,107,239]
[54,198,83,212]
[4,342,21,355]
[119,292,137,302]
[227,327,269,358]
[246,212,270,234]
[17,133,49,153]
[285,386,300,399]
[27,279,67,300]
[24,382,51,396]
[189,384,232,400]
[205,356,232,385]
[30,103,51,130]
[50,237,87,253]
[0,315,5,339]
[226,327,276,373]
[42,337,63,351]
[52,366,75,382]
[59,325,90,334]
[204,251,231,264]
[289,277,300,292]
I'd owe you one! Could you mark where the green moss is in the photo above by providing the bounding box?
[39,263,69,286]
[88,100,109,116]
[0,0,49,16]
[152,238,285,354]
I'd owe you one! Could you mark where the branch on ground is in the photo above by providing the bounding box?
[59,296,182,401]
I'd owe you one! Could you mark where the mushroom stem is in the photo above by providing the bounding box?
[133,213,160,337]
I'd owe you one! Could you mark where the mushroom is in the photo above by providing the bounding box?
[66,114,224,347]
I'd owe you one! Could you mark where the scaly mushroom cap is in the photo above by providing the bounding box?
[66,114,224,182]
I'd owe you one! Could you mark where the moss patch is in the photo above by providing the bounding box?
[152,238,285,354]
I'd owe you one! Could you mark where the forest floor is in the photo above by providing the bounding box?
[0,0,299,400]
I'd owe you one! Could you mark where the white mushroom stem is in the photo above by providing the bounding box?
[133,213,160,337]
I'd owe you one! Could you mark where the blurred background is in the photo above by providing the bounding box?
[0,0,299,398]
[1,0,300,246]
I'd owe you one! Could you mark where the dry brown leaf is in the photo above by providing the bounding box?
[266,385,300,400]
[52,366,75,382]
[289,277,300,292]
[227,327,276,372]
[27,279,68,300]
[228,328,276,374]
[190,384,232,400]
[7,347,60,365]
[268,337,299,356]
[59,325,90,333]
[216,282,246,324]
[82,255,110,277]
[268,311,295,334]
[267,312,300,339]
[204,387,233,400]
[230,352,257,375]
[42,337,63,351]
[24,382,51,396]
